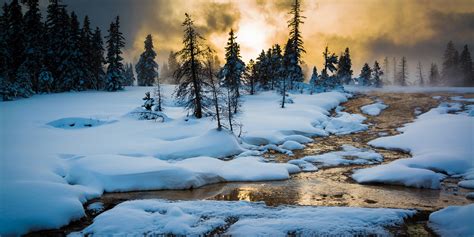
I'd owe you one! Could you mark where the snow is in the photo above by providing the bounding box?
[428,204,474,237]
[289,145,383,170]
[72,199,415,236]
[352,102,474,189]
[322,112,368,135]
[66,155,299,193]
[450,95,474,102]
[0,86,351,235]
[458,180,474,189]
[360,102,388,116]
[279,140,305,150]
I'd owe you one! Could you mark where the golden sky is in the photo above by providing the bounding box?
[61,0,474,80]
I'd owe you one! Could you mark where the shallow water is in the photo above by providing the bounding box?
[28,92,474,236]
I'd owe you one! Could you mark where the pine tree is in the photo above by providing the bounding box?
[21,0,44,93]
[416,61,425,86]
[38,65,53,93]
[220,29,245,114]
[397,56,408,86]
[321,46,338,90]
[5,0,24,84]
[105,16,125,91]
[382,57,390,85]
[269,44,283,90]
[371,61,383,87]
[441,41,461,86]
[359,63,372,86]
[123,63,135,86]
[286,0,306,88]
[91,27,105,90]
[174,13,210,118]
[79,15,94,89]
[429,63,441,86]
[243,59,257,95]
[459,45,473,86]
[309,66,322,93]
[168,51,179,84]
[161,62,169,80]
[336,47,353,84]
[136,34,159,86]
[255,50,270,88]
[0,5,10,100]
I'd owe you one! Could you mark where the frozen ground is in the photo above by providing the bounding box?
[353,102,474,189]
[71,199,415,236]
[428,204,474,237]
[0,86,353,235]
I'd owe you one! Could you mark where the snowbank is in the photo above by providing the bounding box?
[360,102,388,116]
[289,145,383,170]
[66,155,299,193]
[0,86,351,235]
[322,112,368,135]
[428,204,474,237]
[353,102,474,189]
[72,199,415,236]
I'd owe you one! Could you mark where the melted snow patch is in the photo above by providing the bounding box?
[47,117,116,129]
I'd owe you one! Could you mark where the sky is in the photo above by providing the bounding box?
[28,0,474,81]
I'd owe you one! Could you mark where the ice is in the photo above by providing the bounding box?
[360,102,388,116]
[353,102,473,189]
[47,117,116,129]
[428,204,474,237]
[289,145,383,170]
[72,199,415,236]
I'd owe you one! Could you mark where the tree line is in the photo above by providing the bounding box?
[0,0,133,101]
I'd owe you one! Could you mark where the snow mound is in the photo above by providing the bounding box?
[279,140,305,150]
[126,107,170,122]
[73,199,415,236]
[323,112,368,135]
[66,155,300,193]
[289,145,382,170]
[360,102,388,116]
[47,117,115,129]
[428,204,474,237]
[354,102,473,189]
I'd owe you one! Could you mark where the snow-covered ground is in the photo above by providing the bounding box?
[428,204,474,237]
[353,102,474,189]
[0,86,353,235]
[71,199,415,236]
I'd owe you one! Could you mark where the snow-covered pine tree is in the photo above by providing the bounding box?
[174,13,210,119]
[309,66,322,94]
[38,65,53,93]
[243,59,258,95]
[153,80,163,112]
[286,0,306,89]
[321,46,338,90]
[336,47,353,85]
[397,56,408,86]
[22,0,44,93]
[270,44,283,90]
[136,34,159,86]
[416,61,425,86]
[105,16,125,91]
[358,63,372,86]
[429,63,440,86]
[255,50,270,89]
[14,63,34,98]
[459,45,473,86]
[142,91,154,111]
[220,29,245,114]
[372,61,383,88]
[91,27,105,90]
[123,63,135,86]
[57,11,85,91]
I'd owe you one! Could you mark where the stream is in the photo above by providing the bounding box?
[28,92,474,236]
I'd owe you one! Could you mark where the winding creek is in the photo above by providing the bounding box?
[28,92,474,236]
